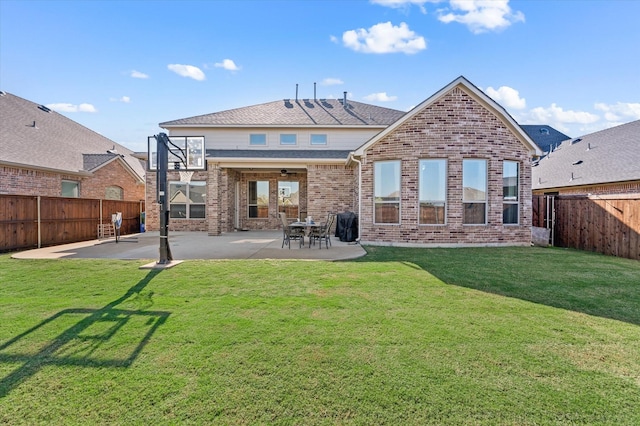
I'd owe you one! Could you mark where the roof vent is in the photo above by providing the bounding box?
[587,142,591,151]
[38,105,52,113]
[0,91,6,97]
[572,160,583,165]
[571,138,582,145]
[539,128,549,135]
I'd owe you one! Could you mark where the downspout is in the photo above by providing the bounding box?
[349,154,362,242]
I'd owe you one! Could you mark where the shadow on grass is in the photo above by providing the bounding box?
[351,245,640,327]
[0,269,170,397]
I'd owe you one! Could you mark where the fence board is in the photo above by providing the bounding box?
[536,194,639,261]
[0,195,144,252]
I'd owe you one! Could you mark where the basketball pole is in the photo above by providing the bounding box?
[155,133,173,264]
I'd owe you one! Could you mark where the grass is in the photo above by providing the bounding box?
[0,247,639,425]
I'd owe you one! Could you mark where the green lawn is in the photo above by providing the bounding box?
[1,247,639,425]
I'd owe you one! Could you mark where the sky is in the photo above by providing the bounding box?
[1,0,639,153]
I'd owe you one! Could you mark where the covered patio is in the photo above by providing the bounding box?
[12,231,366,261]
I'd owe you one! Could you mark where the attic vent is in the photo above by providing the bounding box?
[283,99,293,109]
[539,128,549,135]
[0,91,6,96]
[572,160,583,165]
[38,105,52,113]
[570,138,582,145]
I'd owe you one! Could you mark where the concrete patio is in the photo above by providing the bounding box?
[11,231,366,261]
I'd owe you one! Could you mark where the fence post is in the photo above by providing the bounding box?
[37,195,41,248]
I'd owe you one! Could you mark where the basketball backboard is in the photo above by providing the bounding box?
[148,135,206,170]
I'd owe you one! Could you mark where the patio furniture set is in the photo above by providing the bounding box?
[278,212,336,249]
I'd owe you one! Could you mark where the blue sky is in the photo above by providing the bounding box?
[2,0,639,152]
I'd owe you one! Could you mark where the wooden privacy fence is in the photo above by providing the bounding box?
[533,194,640,261]
[0,195,144,252]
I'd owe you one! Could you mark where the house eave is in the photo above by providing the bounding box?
[161,123,389,130]
[208,157,344,169]
[0,160,93,177]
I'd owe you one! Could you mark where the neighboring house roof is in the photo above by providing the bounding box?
[353,76,542,157]
[521,125,571,155]
[161,98,406,128]
[532,120,640,191]
[0,91,145,181]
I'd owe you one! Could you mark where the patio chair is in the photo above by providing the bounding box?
[279,212,304,249]
[309,213,335,249]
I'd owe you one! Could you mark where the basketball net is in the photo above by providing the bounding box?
[179,170,194,183]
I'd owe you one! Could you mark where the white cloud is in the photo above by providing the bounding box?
[130,70,149,79]
[214,59,241,71]
[370,0,438,14]
[321,78,344,86]
[594,102,640,122]
[363,92,398,102]
[342,21,426,54]
[438,0,524,34]
[167,64,206,81]
[485,85,526,109]
[518,103,599,134]
[46,103,97,113]
[110,96,131,103]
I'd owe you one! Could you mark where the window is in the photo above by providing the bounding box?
[503,161,519,224]
[105,185,123,200]
[61,180,79,197]
[419,159,446,225]
[280,134,297,145]
[374,160,400,224]
[310,134,327,145]
[278,181,299,219]
[169,181,205,219]
[463,159,487,225]
[248,181,269,218]
[250,134,267,146]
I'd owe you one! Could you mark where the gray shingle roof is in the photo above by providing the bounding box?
[161,98,405,127]
[532,120,640,191]
[0,91,145,180]
[521,125,571,155]
[207,149,351,160]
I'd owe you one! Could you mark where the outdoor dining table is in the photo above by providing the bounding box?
[289,221,322,248]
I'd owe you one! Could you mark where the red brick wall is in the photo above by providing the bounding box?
[145,170,208,232]
[534,181,640,196]
[307,164,357,233]
[81,161,145,201]
[1,162,144,202]
[360,86,533,246]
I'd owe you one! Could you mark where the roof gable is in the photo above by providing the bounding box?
[160,98,405,128]
[532,120,640,190]
[0,91,145,181]
[353,76,542,156]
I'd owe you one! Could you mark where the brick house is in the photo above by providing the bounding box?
[0,91,145,201]
[532,120,640,196]
[148,76,541,246]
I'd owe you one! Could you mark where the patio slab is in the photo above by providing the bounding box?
[11,231,366,261]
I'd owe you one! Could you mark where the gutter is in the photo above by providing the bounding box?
[348,153,362,242]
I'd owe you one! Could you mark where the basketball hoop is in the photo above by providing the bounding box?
[179,170,194,183]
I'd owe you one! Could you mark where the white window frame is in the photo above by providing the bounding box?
[249,133,267,146]
[169,181,206,219]
[503,160,520,225]
[280,134,297,146]
[462,159,487,225]
[248,180,269,219]
[374,160,401,225]
[419,159,447,225]
[310,134,327,145]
